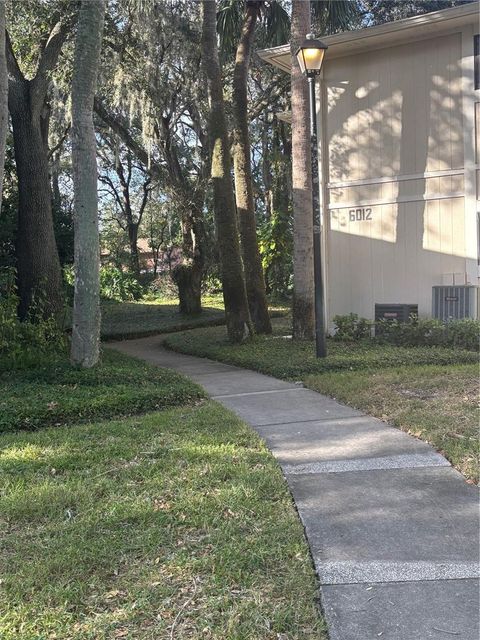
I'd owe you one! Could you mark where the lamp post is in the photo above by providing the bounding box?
[296,34,328,358]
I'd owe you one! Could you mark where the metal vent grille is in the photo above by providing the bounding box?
[375,304,418,323]
[432,286,479,321]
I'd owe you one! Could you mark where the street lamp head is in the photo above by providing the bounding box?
[296,33,328,77]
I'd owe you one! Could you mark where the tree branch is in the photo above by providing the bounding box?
[137,176,152,228]
[5,30,23,83]
[48,124,71,159]
[94,97,163,181]
[98,174,126,214]
[30,16,74,118]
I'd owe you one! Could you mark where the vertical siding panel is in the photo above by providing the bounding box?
[324,28,473,322]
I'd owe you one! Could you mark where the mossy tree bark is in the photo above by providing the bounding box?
[172,201,206,315]
[232,1,271,334]
[0,1,7,211]
[290,0,315,339]
[201,0,252,343]
[6,19,70,320]
[70,0,105,367]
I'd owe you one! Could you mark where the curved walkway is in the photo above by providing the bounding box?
[110,335,480,640]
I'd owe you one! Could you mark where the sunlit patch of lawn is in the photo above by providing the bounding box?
[0,402,325,639]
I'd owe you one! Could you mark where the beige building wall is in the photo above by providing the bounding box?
[322,29,478,321]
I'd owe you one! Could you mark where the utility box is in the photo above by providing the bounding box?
[375,304,418,324]
[432,286,479,321]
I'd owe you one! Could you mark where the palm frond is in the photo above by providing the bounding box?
[216,0,244,60]
[264,1,290,46]
[312,0,363,35]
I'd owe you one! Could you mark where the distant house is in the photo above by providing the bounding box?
[259,3,480,323]
[101,238,182,276]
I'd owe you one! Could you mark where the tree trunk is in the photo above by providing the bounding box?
[201,0,252,343]
[0,1,7,209]
[172,204,205,315]
[7,18,72,320]
[261,123,273,221]
[70,0,105,367]
[127,222,141,277]
[291,0,315,339]
[10,99,63,320]
[232,2,271,334]
[172,261,203,315]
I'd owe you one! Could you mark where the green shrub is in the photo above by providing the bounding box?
[375,316,479,351]
[0,268,66,369]
[100,266,143,301]
[64,265,143,302]
[258,209,293,297]
[444,319,480,351]
[333,313,372,341]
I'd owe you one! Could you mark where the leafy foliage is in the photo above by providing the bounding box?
[258,209,292,296]
[333,312,479,351]
[333,313,372,341]
[362,0,475,25]
[216,0,290,61]
[100,266,143,301]
[312,0,363,34]
[0,348,204,433]
[64,265,143,302]
[376,317,480,351]
[0,269,66,370]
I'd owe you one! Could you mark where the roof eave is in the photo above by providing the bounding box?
[257,2,480,73]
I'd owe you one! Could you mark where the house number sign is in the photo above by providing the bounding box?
[349,208,372,221]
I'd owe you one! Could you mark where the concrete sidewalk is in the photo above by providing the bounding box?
[110,335,480,640]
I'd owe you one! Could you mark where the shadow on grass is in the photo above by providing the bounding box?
[99,301,226,340]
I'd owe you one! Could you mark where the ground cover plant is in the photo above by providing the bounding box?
[332,312,479,351]
[0,349,204,433]
[0,401,325,639]
[99,297,289,340]
[100,300,226,340]
[164,318,478,379]
[164,318,479,482]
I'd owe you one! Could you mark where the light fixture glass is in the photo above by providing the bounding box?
[296,33,328,76]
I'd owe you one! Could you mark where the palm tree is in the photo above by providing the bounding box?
[0,1,7,210]
[217,0,289,335]
[290,0,314,339]
[70,0,105,367]
[201,0,253,343]
[232,1,272,334]
[291,0,361,339]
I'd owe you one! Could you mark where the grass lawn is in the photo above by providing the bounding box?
[1,347,325,639]
[164,318,479,483]
[0,407,324,640]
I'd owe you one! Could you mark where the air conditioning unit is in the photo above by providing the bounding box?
[375,303,418,323]
[432,286,479,321]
